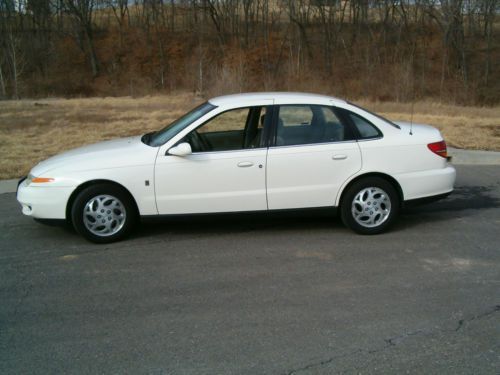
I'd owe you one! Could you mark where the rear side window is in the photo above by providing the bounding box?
[276,105,354,146]
[347,112,382,139]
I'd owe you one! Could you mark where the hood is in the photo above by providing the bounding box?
[31,136,158,176]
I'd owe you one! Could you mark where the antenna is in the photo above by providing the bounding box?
[409,63,415,136]
[409,100,414,136]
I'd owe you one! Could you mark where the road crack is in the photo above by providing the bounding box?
[283,304,500,374]
[455,304,500,332]
[383,329,427,346]
[285,349,363,375]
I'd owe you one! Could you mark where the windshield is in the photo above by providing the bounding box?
[147,102,216,146]
[347,102,401,129]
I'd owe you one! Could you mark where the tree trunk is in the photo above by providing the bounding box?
[0,62,6,99]
[84,27,99,77]
[8,33,19,99]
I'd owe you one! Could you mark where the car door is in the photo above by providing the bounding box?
[154,101,273,214]
[266,103,362,210]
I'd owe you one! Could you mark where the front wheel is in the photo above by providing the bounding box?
[340,177,400,235]
[71,184,137,243]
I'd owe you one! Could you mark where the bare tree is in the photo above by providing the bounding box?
[0,64,5,98]
[480,0,497,88]
[0,0,26,98]
[63,0,100,77]
[107,0,129,47]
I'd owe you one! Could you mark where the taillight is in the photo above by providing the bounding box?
[427,141,448,158]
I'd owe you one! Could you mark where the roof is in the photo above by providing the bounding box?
[208,92,347,106]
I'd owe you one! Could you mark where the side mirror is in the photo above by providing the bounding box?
[168,142,192,156]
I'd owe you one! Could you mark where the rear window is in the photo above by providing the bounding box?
[347,102,401,130]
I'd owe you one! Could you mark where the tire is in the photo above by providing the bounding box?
[340,177,400,235]
[71,183,137,243]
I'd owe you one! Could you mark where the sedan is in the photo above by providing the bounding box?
[17,92,456,243]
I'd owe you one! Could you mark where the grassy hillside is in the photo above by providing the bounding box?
[1,2,498,104]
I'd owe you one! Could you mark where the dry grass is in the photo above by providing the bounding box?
[0,94,499,180]
[0,93,203,180]
[358,100,500,151]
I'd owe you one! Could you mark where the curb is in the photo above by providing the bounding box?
[448,147,500,165]
[1,148,499,194]
[0,179,18,194]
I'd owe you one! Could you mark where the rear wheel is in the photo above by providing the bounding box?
[340,177,400,234]
[71,184,137,243]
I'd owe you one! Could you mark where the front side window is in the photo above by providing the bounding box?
[184,106,269,152]
[276,105,353,146]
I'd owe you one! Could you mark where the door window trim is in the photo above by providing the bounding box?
[267,139,359,150]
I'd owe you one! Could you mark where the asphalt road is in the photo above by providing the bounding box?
[1,165,499,374]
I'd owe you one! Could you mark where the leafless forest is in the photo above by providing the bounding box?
[0,1,498,104]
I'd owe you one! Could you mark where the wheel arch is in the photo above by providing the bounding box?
[65,179,140,222]
[337,172,404,208]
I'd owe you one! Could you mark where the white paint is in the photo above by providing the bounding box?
[17,92,456,222]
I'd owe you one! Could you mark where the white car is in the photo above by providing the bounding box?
[17,92,456,243]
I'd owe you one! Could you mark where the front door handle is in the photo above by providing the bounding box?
[332,154,348,160]
[237,161,254,168]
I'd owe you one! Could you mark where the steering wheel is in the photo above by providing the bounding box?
[197,132,212,151]
[188,131,211,152]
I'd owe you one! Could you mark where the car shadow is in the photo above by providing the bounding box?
[132,184,500,239]
[396,184,500,229]
[404,184,499,213]
[134,209,343,239]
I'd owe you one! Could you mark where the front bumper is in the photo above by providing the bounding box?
[16,179,74,219]
[17,176,27,193]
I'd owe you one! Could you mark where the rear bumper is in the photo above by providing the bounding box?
[396,165,456,201]
[16,179,73,219]
[404,191,452,207]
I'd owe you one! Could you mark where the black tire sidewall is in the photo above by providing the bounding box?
[340,177,400,235]
[71,184,136,243]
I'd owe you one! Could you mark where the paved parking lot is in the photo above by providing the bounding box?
[1,165,499,374]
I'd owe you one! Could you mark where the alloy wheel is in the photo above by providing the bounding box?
[351,187,392,228]
[83,194,127,237]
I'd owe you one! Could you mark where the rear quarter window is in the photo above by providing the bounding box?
[347,112,382,139]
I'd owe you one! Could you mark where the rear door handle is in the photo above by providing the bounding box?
[332,154,348,160]
[237,161,254,168]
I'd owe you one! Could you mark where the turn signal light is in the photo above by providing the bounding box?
[32,177,55,183]
[427,141,447,158]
